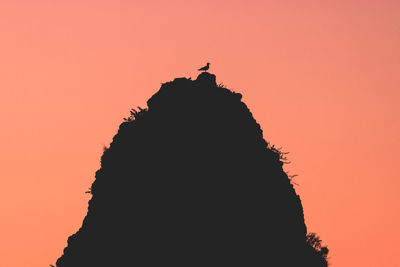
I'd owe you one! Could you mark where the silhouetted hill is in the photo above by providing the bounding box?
[56,72,328,266]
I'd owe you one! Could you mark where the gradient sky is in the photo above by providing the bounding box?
[1,1,399,266]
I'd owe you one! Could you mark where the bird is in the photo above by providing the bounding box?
[198,62,210,72]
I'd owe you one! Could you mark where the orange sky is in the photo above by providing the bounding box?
[1,1,399,266]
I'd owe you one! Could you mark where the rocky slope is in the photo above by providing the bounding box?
[57,72,328,266]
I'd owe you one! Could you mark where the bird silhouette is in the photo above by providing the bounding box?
[198,62,210,72]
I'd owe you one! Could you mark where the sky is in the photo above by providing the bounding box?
[0,0,399,266]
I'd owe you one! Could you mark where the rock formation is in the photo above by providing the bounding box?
[57,72,328,266]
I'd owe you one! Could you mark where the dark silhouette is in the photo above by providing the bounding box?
[198,62,210,72]
[56,72,328,266]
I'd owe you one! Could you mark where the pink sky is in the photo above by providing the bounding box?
[0,1,399,266]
